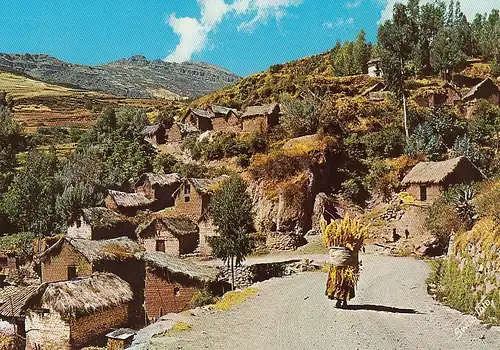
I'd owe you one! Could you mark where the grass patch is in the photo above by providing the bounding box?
[427,258,500,325]
[214,287,259,311]
[153,322,192,338]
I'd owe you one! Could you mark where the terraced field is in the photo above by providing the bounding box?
[0,71,175,132]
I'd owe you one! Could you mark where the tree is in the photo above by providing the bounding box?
[55,148,106,225]
[207,176,254,290]
[1,149,60,236]
[431,27,466,80]
[0,106,23,191]
[280,94,319,138]
[378,3,418,139]
[353,30,372,75]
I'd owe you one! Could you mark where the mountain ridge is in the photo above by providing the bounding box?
[0,53,241,99]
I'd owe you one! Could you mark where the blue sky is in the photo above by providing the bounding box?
[1,1,497,76]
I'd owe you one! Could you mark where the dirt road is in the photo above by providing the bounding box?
[134,255,499,350]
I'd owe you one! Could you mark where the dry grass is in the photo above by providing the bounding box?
[214,287,259,311]
[154,321,192,338]
[0,72,77,100]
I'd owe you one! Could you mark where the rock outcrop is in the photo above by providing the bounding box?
[0,53,241,99]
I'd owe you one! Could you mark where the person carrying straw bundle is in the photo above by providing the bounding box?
[321,213,368,308]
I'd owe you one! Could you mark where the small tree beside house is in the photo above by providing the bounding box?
[207,176,253,290]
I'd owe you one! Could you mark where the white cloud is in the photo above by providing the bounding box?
[379,0,499,23]
[346,0,362,9]
[165,0,303,62]
[324,17,355,29]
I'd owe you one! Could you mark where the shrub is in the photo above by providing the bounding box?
[237,154,251,168]
[451,134,481,165]
[153,153,178,174]
[405,123,445,160]
[426,196,465,249]
[280,94,319,138]
[364,159,399,202]
[361,127,405,158]
[474,179,500,223]
[341,178,368,205]
[191,289,217,308]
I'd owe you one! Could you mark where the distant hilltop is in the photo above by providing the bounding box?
[0,53,241,100]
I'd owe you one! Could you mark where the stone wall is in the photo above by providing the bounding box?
[218,259,308,289]
[265,232,306,251]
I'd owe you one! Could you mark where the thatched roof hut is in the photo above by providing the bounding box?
[24,273,132,319]
[141,124,165,137]
[143,252,217,283]
[78,207,128,229]
[107,190,153,209]
[211,105,239,117]
[177,122,199,135]
[39,237,144,263]
[187,108,216,120]
[401,157,483,185]
[462,77,500,101]
[186,176,229,195]
[135,173,181,189]
[241,103,279,119]
[136,216,199,238]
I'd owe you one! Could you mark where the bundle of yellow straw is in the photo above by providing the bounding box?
[321,213,368,299]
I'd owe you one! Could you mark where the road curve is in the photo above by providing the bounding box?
[138,255,500,350]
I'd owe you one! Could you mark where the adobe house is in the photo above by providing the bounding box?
[183,108,217,132]
[401,157,485,202]
[143,251,219,321]
[361,82,389,101]
[135,173,181,211]
[38,236,145,327]
[141,123,166,147]
[209,105,242,132]
[105,190,154,216]
[462,77,500,118]
[67,207,136,240]
[367,58,383,77]
[241,103,280,134]
[106,328,136,350]
[0,251,18,280]
[0,284,39,339]
[136,216,199,256]
[172,176,228,255]
[166,122,199,143]
[413,83,462,108]
[23,273,133,350]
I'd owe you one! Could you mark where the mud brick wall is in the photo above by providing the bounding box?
[25,311,71,350]
[198,219,218,256]
[242,116,267,134]
[70,304,129,348]
[173,185,205,220]
[145,269,202,321]
[41,243,92,283]
[167,124,183,143]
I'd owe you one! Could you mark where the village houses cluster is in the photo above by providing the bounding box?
[0,102,283,350]
[142,103,281,147]
[0,174,234,349]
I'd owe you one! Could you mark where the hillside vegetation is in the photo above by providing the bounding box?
[194,50,380,109]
